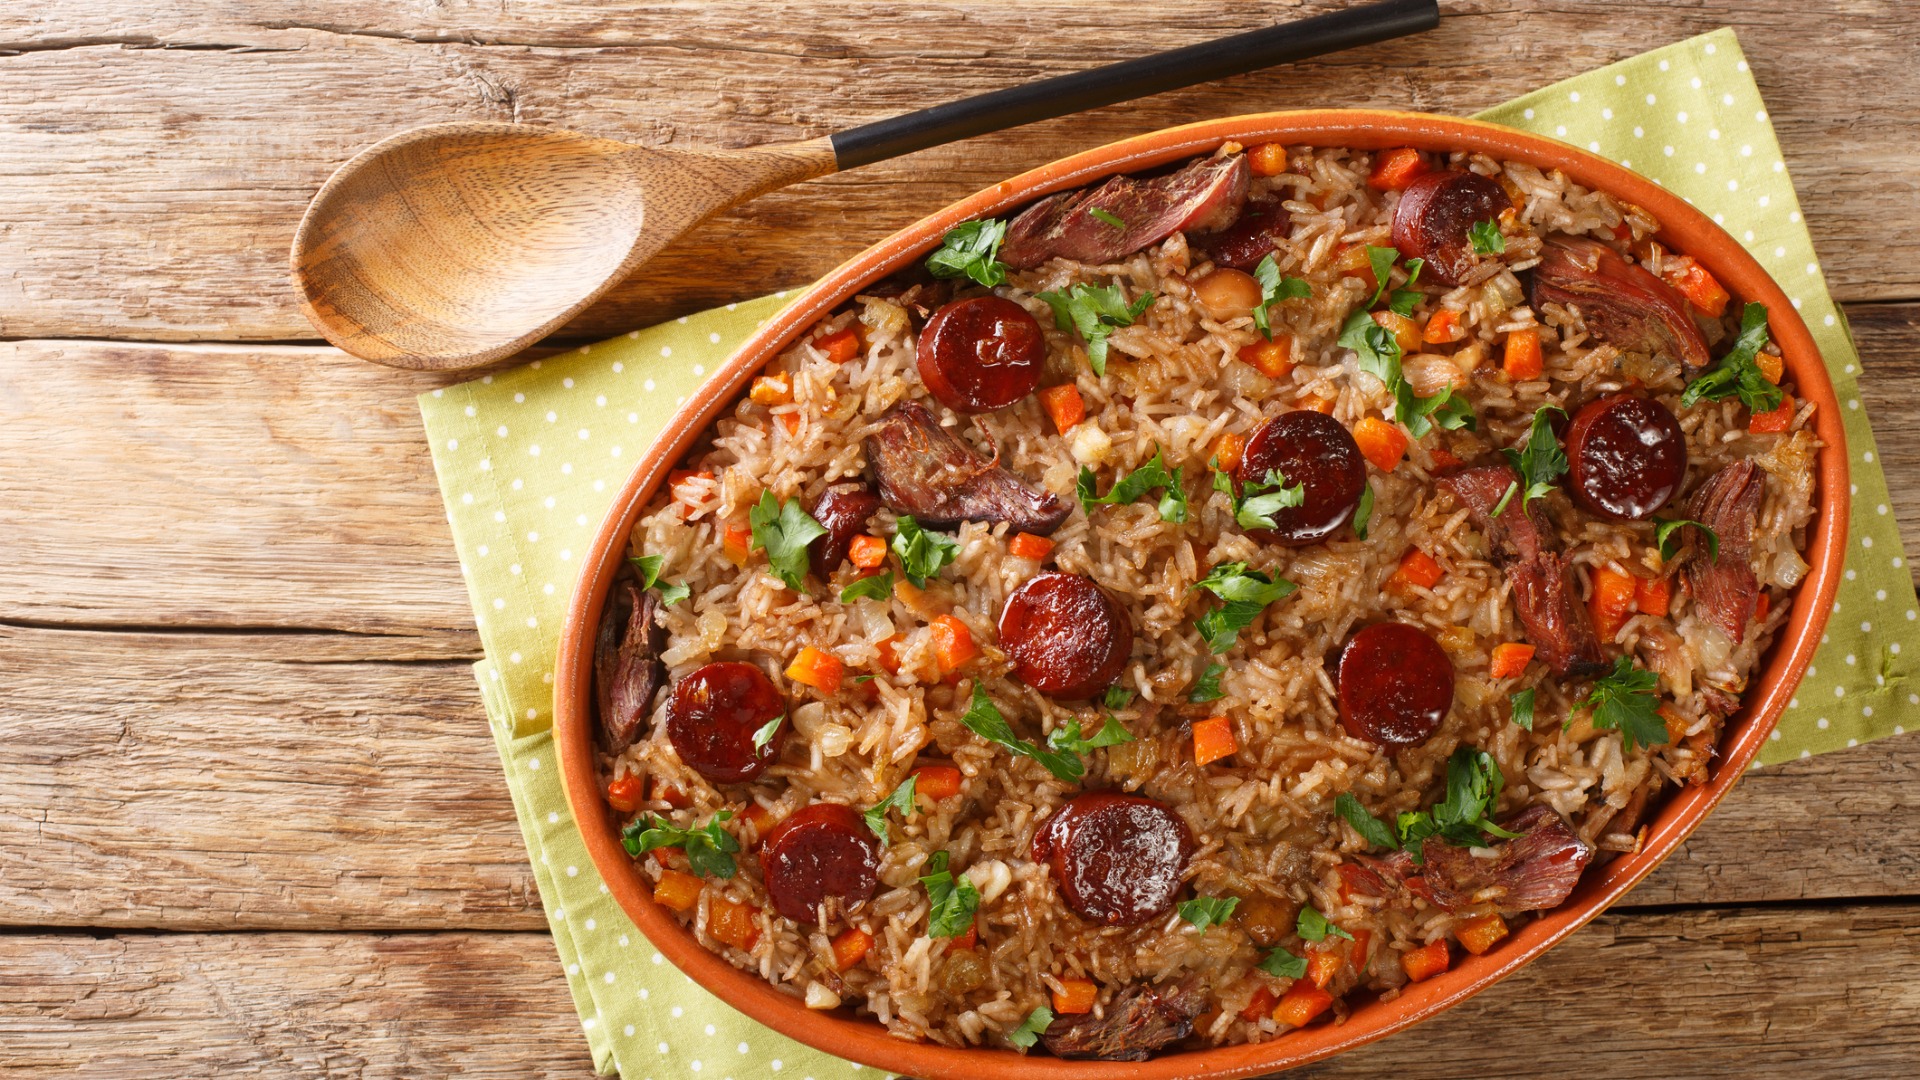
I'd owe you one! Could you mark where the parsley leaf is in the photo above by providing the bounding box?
[1188,662,1226,703]
[751,715,783,751]
[1009,1006,1053,1049]
[1177,895,1241,932]
[1037,282,1155,376]
[1260,947,1308,979]
[1077,447,1186,522]
[1498,405,1568,513]
[1352,483,1376,540]
[925,219,1009,288]
[1045,714,1135,756]
[1190,562,1298,653]
[958,684,1084,782]
[657,581,691,606]
[890,515,961,588]
[1581,656,1668,750]
[1102,686,1136,710]
[1680,303,1783,413]
[1333,792,1397,850]
[1387,257,1426,317]
[748,491,828,592]
[839,571,894,603]
[1089,207,1126,229]
[1654,517,1722,562]
[630,554,690,605]
[1363,245,1398,307]
[1392,747,1519,863]
[1251,253,1313,339]
[1226,468,1306,531]
[1340,303,1475,440]
[919,850,981,938]
[863,775,918,845]
[621,812,740,879]
[1296,904,1352,942]
[1468,218,1506,255]
[1511,687,1536,731]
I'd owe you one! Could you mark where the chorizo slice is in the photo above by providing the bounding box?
[665,661,787,785]
[915,296,1046,414]
[1390,170,1512,286]
[1031,793,1194,926]
[1685,460,1765,643]
[865,400,1070,534]
[807,481,882,581]
[594,579,666,754]
[1232,410,1367,546]
[1531,235,1711,368]
[760,802,880,924]
[999,155,1251,269]
[997,571,1134,699]
[1336,622,1455,747]
[1194,195,1291,271]
[1563,394,1689,522]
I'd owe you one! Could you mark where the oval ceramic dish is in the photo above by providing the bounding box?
[554,110,1848,1080]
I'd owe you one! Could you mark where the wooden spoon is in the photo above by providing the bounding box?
[292,0,1437,370]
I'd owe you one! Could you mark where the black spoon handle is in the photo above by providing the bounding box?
[828,0,1440,170]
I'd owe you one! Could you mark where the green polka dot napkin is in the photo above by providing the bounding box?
[417,28,1918,1079]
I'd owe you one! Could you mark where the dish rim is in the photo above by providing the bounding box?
[552,108,1848,1080]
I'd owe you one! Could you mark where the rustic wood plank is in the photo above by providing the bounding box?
[2,1,1918,343]
[3,903,1916,1077]
[1850,301,1920,560]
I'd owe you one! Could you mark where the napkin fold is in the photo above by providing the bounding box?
[419,28,1919,1078]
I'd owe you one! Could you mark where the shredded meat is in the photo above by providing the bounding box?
[1441,466,1608,678]
[1419,804,1594,914]
[1040,981,1206,1061]
[593,580,665,753]
[1686,460,1765,643]
[864,401,1070,534]
[1530,235,1711,367]
[1000,155,1250,270]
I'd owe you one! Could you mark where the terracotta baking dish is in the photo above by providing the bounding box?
[553,110,1847,1079]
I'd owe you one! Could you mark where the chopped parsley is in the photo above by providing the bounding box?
[890,514,961,588]
[1251,253,1313,339]
[1468,218,1506,255]
[748,491,828,592]
[863,775,918,845]
[1188,662,1226,704]
[1102,685,1136,711]
[1215,466,1305,531]
[1339,302,1475,439]
[1333,792,1397,850]
[1189,562,1298,653]
[1037,282,1156,376]
[1089,207,1126,229]
[1680,303,1784,413]
[1654,517,1722,562]
[1296,904,1352,943]
[839,571,894,603]
[1387,257,1427,317]
[1009,1005,1054,1049]
[1352,482,1376,540]
[919,850,981,938]
[621,812,739,878]
[1393,747,1520,863]
[1580,656,1668,750]
[1499,404,1568,514]
[751,715,783,752]
[1077,446,1187,523]
[629,554,690,605]
[1177,895,1241,932]
[925,218,1009,288]
[1510,687,1536,731]
[1362,245,1399,307]
[1045,714,1135,756]
[1259,947,1309,979]
[958,683,1084,783]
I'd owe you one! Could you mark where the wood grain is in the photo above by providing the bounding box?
[3,903,1916,1077]
[3,1,1919,343]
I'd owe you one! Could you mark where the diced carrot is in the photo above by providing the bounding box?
[722,522,754,567]
[1423,308,1461,345]
[1297,394,1336,415]
[749,372,793,406]
[849,534,888,569]
[1052,977,1099,1015]
[785,646,845,695]
[1192,715,1238,766]
[606,775,645,814]
[1238,335,1296,379]
[1749,392,1795,433]
[710,895,761,952]
[1272,979,1334,1027]
[669,470,714,515]
[649,848,674,868]
[741,802,777,845]
[1609,219,1634,242]
[1660,258,1731,318]
[1589,566,1639,641]
[1353,416,1409,472]
[776,411,801,436]
[653,782,692,810]
[1503,327,1543,380]
[931,614,978,674]
[1372,310,1420,354]
[1636,574,1673,617]
[1756,350,1785,385]
[1455,913,1509,956]
[1248,142,1290,177]
[1008,532,1054,561]
[1401,939,1450,983]
[1333,243,1376,282]
[1429,446,1463,469]
[1496,173,1527,209]
[1212,432,1247,473]
[1368,147,1428,191]
[1388,548,1445,593]
[950,922,978,951]
[1240,984,1279,1022]
[1488,642,1536,679]
[653,869,704,913]
[910,763,964,804]
[1659,704,1689,745]
[1350,929,1373,970]
[1755,592,1772,622]
[816,325,862,363]
[875,633,904,675]
[1038,383,1086,434]
[830,927,874,971]
[1307,948,1343,989]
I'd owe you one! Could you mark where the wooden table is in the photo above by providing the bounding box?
[5,3,1918,1076]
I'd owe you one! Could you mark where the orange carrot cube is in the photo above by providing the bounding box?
[1212,432,1247,473]
[849,534,888,569]
[1388,548,1445,593]
[1455,913,1509,956]
[1401,939,1450,983]
[1503,327,1543,380]
[722,522,754,567]
[1636,574,1673,617]
[749,372,793,406]
[931,614,978,674]
[1423,308,1461,344]
[1488,642,1536,679]
[1297,394,1336,415]
[1052,978,1099,1015]
[1372,310,1420,354]
[1237,336,1295,379]
[1248,142,1289,177]
[1193,715,1237,766]
[1589,566,1639,641]
[709,895,761,952]
[1748,393,1795,433]
[1307,948,1343,989]
[606,774,645,814]
[1755,350,1785,385]
[911,763,964,803]
[830,927,874,971]
[653,869,704,913]
[1038,383,1086,434]
[875,633,904,676]
[1272,979,1334,1027]
[1008,532,1054,561]
[816,326,862,363]
[1353,416,1409,473]
[785,646,845,695]
[1240,985,1278,1022]
[950,922,978,951]
[1660,259,1731,318]
[1367,147,1427,191]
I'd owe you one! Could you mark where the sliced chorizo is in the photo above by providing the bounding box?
[1233,410,1367,546]
[665,661,787,784]
[915,296,1046,413]
[760,802,880,923]
[807,481,882,580]
[1031,793,1194,925]
[1390,171,1512,286]
[1336,622,1455,747]
[1563,394,1688,522]
[998,571,1134,699]
[1195,195,1291,271]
